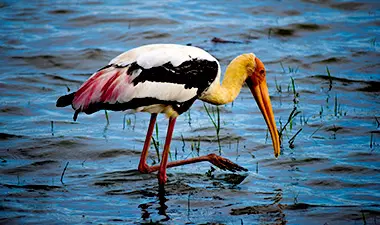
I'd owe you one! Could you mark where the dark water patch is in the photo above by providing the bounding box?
[267,23,328,39]
[46,74,83,85]
[296,206,380,224]
[244,6,301,17]
[0,216,27,225]
[315,57,350,64]
[311,75,380,92]
[324,125,344,133]
[80,48,108,60]
[283,10,301,16]
[346,152,380,162]
[231,204,284,216]
[357,80,380,92]
[0,82,53,96]
[140,31,171,40]
[0,133,23,140]
[48,9,76,14]
[174,134,242,143]
[1,205,54,214]
[245,6,275,15]
[104,188,158,197]
[11,55,73,69]
[357,62,380,75]
[69,15,178,27]
[268,157,329,167]
[330,2,366,11]
[319,165,380,175]
[8,138,94,159]
[269,57,303,65]
[97,149,141,158]
[270,28,295,37]
[94,169,156,186]
[163,180,199,195]
[0,2,8,8]
[0,106,32,116]
[212,173,248,186]
[5,74,82,87]
[307,178,378,188]
[2,183,61,191]
[211,37,245,44]
[30,160,57,166]
[294,23,328,31]
[1,160,59,175]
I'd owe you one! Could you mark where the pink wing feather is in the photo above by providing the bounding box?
[72,66,133,111]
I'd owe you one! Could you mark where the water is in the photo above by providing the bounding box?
[1,0,380,224]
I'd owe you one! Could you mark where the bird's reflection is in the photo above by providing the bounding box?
[138,186,170,222]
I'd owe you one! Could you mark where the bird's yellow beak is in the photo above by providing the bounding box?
[247,57,281,157]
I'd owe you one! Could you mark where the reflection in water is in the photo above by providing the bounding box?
[138,187,170,222]
[157,190,170,222]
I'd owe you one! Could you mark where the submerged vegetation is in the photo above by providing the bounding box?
[203,103,222,154]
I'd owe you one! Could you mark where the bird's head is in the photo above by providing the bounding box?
[246,56,281,158]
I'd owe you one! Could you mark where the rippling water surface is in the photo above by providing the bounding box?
[1,0,380,224]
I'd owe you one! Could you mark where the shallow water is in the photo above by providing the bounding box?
[1,0,380,224]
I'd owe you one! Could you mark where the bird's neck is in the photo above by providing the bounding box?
[201,54,255,105]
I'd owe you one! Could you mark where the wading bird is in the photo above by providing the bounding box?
[57,44,280,186]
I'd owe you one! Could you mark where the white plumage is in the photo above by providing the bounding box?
[110,44,219,68]
[69,44,221,115]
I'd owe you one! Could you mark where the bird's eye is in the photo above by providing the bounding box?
[260,69,265,76]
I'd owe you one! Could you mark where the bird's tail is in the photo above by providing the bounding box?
[56,92,76,107]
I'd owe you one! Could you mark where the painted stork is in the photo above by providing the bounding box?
[56,44,280,186]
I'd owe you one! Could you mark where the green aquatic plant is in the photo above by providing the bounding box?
[60,162,69,184]
[122,115,132,130]
[190,136,201,156]
[375,117,380,128]
[279,107,300,139]
[203,103,222,154]
[288,66,299,74]
[104,110,109,125]
[361,210,367,225]
[280,62,286,73]
[290,77,299,105]
[187,109,192,127]
[370,37,376,47]
[205,166,215,178]
[299,113,309,125]
[0,156,7,163]
[288,128,302,149]
[334,94,346,117]
[51,121,54,136]
[275,76,282,93]
[181,134,186,152]
[280,62,299,74]
[326,66,332,91]
[151,123,160,162]
[319,105,324,118]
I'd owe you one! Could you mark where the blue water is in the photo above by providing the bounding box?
[1,0,380,224]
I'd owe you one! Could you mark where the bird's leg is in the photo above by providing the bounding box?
[139,115,247,184]
[158,117,177,185]
[138,113,157,173]
[150,153,247,173]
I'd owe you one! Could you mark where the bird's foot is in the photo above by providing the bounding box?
[207,153,248,172]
